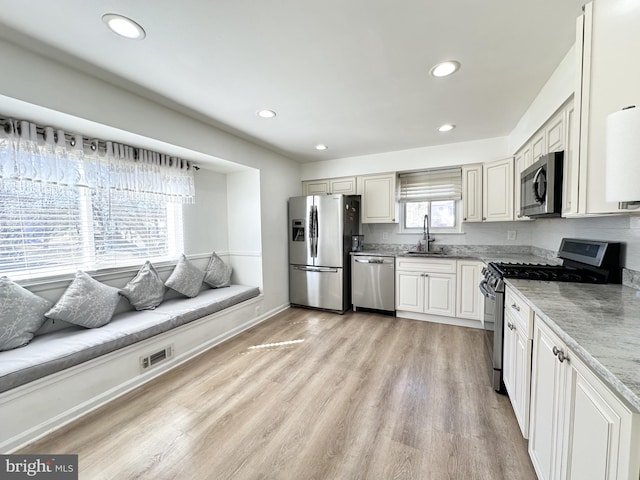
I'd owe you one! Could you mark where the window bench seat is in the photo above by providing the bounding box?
[0,281,269,453]
[0,285,260,394]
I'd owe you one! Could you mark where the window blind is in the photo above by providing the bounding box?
[0,181,183,280]
[398,168,462,202]
[0,183,87,277]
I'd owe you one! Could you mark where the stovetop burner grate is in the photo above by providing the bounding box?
[489,262,606,283]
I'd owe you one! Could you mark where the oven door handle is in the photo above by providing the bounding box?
[479,280,496,300]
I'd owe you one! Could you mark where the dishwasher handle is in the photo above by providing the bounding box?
[354,257,393,264]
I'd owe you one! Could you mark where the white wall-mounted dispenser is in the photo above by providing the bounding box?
[606,105,640,209]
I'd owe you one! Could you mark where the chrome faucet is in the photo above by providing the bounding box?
[423,214,435,252]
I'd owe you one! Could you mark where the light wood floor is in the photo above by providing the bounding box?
[21,308,537,479]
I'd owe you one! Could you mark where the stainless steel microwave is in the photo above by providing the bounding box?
[520,151,563,218]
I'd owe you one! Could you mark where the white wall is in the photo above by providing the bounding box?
[530,216,640,270]
[363,221,533,249]
[0,37,301,314]
[226,169,263,289]
[300,136,509,180]
[183,169,229,255]
[508,45,577,153]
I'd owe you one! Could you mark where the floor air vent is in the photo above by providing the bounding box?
[140,345,174,371]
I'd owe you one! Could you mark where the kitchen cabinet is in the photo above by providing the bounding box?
[330,177,357,195]
[302,179,329,195]
[395,258,456,317]
[529,317,571,480]
[545,109,565,154]
[358,173,397,223]
[482,157,514,222]
[461,164,483,223]
[563,102,579,216]
[302,176,356,195]
[512,98,575,219]
[502,286,533,438]
[529,316,639,480]
[565,354,636,480]
[513,149,527,221]
[531,131,546,164]
[575,0,640,214]
[455,260,484,321]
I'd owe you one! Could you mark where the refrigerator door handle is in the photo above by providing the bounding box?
[312,205,319,258]
[308,205,316,258]
[292,265,338,273]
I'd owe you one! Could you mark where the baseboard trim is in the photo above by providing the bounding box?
[396,311,484,330]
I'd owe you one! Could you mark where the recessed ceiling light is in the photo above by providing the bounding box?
[438,124,456,132]
[430,61,460,78]
[315,144,328,151]
[102,14,146,40]
[257,109,276,119]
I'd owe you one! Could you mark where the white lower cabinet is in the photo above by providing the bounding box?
[456,260,484,321]
[395,258,456,318]
[529,316,640,480]
[502,286,533,438]
[529,317,573,480]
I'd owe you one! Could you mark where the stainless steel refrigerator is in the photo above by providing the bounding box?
[288,194,360,313]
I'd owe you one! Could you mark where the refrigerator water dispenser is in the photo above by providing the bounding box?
[292,219,305,241]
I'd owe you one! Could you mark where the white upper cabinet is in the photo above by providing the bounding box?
[545,109,565,154]
[482,157,514,222]
[563,102,580,216]
[513,98,574,219]
[329,177,357,195]
[302,176,356,195]
[576,0,640,214]
[302,180,330,195]
[531,131,546,165]
[461,164,483,223]
[513,149,527,221]
[358,173,397,223]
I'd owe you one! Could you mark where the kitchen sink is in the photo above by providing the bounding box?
[404,250,448,256]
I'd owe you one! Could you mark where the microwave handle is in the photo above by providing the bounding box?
[533,167,546,204]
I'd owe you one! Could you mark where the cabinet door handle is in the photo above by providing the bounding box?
[463,217,467,221]
[507,322,515,331]
[421,273,429,277]
[511,303,520,312]
[482,217,487,220]
[552,346,567,363]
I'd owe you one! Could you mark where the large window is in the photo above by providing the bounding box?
[0,182,183,280]
[0,116,192,280]
[398,168,462,234]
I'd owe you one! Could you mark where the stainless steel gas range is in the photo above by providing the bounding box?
[479,238,621,392]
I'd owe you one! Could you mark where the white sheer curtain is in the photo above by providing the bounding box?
[0,118,195,203]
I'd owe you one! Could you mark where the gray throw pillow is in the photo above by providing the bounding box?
[165,254,205,298]
[0,276,51,351]
[46,271,121,328]
[120,261,166,310]
[204,252,232,288]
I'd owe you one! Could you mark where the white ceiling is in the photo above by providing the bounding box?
[0,0,584,163]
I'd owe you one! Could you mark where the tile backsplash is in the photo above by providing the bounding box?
[363,214,640,271]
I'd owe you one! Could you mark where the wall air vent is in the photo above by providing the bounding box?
[140,344,174,371]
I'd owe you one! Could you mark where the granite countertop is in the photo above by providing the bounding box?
[506,279,640,412]
[352,249,556,265]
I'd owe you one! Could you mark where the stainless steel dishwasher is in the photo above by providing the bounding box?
[351,254,395,313]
